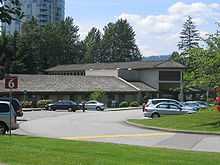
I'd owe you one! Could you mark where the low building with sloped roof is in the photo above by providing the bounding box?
[0,60,186,107]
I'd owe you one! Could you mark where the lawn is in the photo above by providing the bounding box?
[1,136,220,165]
[129,109,220,133]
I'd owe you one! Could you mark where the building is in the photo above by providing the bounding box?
[3,0,65,34]
[46,60,186,99]
[0,60,186,107]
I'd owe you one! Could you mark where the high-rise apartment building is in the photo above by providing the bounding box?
[3,0,65,34]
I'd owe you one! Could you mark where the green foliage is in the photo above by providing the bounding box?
[172,21,220,94]
[0,32,16,76]
[101,19,142,62]
[119,101,129,108]
[22,101,32,108]
[0,0,23,24]
[89,89,105,102]
[129,101,139,107]
[178,16,200,52]
[11,17,83,74]
[83,27,102,63]
[37,100,53,108]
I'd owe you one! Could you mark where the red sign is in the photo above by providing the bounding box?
[5,77,18,89]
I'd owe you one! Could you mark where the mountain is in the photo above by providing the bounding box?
[143,55,171,61]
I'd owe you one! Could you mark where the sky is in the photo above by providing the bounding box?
[65,0,220,56]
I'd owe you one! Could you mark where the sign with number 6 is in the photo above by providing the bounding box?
[5,77,18,89]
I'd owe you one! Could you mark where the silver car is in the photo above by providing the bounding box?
[146,99,197,111]
[0,101,19,134]
[85,100,105,111]
[144,102,195,118]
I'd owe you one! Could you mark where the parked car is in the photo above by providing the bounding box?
[48,100,80,112]
[146,99,197,111]
[195,101,209,108]
[0,101,19,134]
[84,100,105,111]
[0,97,23,117]
[144,102,196,118]
[183,101,201,111]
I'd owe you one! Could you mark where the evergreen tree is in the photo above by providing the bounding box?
[12,17,83,73]
[178,16,200,52]
[101,19,142,62]
[0,0,23,24]
[83,27,102,63]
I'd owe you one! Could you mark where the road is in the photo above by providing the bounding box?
[15,109,220,152]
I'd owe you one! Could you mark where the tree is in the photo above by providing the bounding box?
[83,27,102,63]
[12,18,42,73]
[178,16,200,52]
[101,19,142,63]
[12,17,83,73]
[0,0,23,78]
[0,32,15,75]
[0,0,23,24]
[89,89,105,102]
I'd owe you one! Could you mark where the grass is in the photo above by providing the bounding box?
[1,136,220,165]
[129,108,220,133]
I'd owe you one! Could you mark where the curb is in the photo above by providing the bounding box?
[125,120,220,136]
[106,107,141,111]
[23,108,43,112]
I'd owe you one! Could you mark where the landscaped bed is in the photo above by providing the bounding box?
[1,136,220,165]
[129,108,220,133]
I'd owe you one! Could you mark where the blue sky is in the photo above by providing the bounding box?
[65,0,220,56]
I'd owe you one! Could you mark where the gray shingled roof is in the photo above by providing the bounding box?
[0,74,139,93]
[46,60,186,72]
[130,82,157,92]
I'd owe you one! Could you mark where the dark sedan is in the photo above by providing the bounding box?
[49,100,80,112]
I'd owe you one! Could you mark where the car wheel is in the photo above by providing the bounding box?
[96,107,101,111]
[151,113,160,119]
[68,108,72,112]
[0,123,7,135]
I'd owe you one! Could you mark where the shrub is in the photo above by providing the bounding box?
[89,89,105,102]
[119,101,129,108]
[22,101,33,108]
[129,101,140,107]
[37,100,53,108]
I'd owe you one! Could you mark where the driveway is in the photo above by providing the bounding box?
[15,109,220,152]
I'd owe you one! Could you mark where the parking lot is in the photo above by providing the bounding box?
[14,109,220,153]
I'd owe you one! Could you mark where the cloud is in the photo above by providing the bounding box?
[118,2,220,56]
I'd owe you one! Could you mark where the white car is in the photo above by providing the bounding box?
[84,100,105,111]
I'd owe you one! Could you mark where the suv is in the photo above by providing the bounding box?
[0,97,23,117]
[0,101,19,134]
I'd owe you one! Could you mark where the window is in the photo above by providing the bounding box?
[0,103,9,113]
[169,104,180,110]
[159,71,181,81]
[157,104,169,109]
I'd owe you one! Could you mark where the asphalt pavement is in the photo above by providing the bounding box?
[14,109,220,152]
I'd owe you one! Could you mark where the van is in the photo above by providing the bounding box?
[0,97,23,117]
[0,101,19,134]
